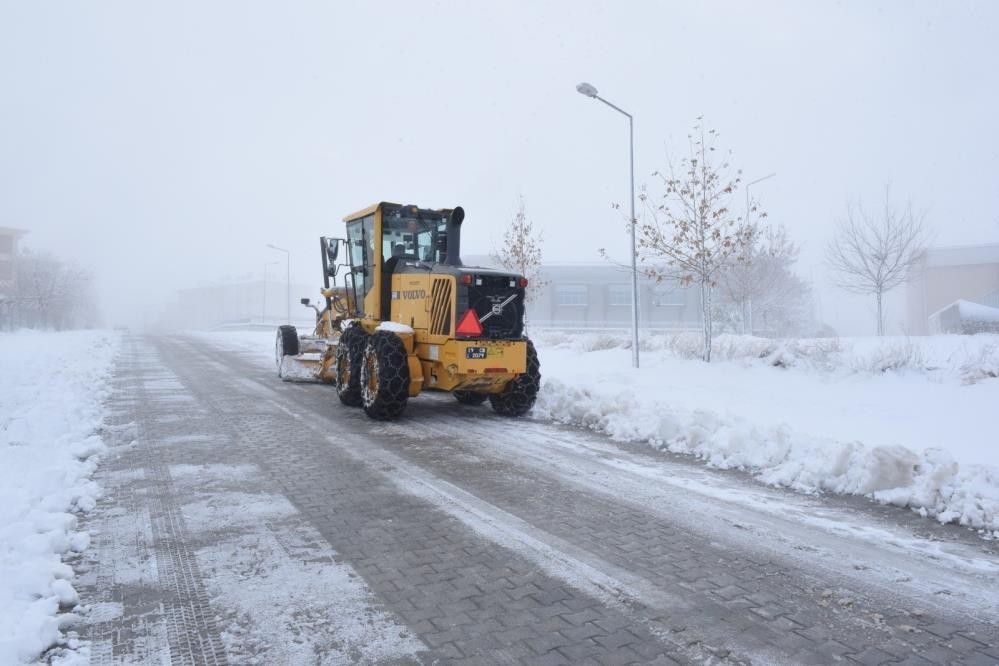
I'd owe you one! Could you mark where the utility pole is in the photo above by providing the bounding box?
[576,81,640,368]
[263,259,279,324]
[266,244,291,323]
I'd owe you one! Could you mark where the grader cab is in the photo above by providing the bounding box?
[275,202,540,420]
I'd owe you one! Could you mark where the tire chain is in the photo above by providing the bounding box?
[489,338,541,416]
[360,331,410,420]
[334,325,367,407]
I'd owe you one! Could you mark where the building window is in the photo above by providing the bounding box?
[653,288,686,306]
[607,284,631,306]
[555,285,588,306]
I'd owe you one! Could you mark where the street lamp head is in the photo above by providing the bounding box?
[576,82,598,98]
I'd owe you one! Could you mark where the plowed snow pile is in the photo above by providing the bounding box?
[533,331,999,534]
[0,330,119,663]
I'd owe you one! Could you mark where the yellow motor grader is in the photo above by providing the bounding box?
[275,202,540,420]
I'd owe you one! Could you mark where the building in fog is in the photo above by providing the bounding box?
[906,243,999,334]
[460,256,701,330]
[0,227,26,283]
[0,227,27,329]
[527,263,701,330]
[157,276,319,331]
[159,259,705,332]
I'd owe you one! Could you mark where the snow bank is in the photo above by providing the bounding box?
[532,329,999,380]
[0,330,120,663]
[535,332,999,534]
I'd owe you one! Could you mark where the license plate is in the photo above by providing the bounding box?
[466,347,487,359]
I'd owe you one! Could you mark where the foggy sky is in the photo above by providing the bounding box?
[2,1,997,332]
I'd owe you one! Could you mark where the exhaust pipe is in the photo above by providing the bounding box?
[445,206,465,267]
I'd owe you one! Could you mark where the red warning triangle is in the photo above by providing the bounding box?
[456,309,483,337]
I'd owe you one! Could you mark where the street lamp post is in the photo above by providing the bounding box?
[576,82,640,369]
[743,172,776,334]
[263,260,280,324]
[266,244,291,324]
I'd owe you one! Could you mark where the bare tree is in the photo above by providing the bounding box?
[492,196,548,305]
[635,119,754,361]
[826,186,930,336]
[10,248,98,329]
[716,224,813,336]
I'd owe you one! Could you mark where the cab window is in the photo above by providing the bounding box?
[345,214,376,309]
[381,215,446,263]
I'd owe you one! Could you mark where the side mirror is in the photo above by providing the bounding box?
[326,239,340,263]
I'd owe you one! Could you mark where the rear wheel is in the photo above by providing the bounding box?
[275,325,299,376]
[489,339,540,416]
[361,331,410,420]
[454,390,488,406]
[334,325,367,406]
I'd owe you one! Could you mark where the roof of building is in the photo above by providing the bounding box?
[925,242,999,268]
[0,227,28,237]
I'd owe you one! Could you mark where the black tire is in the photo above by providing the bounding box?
[489,339,541,416]
[334,325,367,407]
[360,331,410,420]
[453,390,488,406]
[276,325,299,375]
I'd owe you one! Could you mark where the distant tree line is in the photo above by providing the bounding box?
[714,223,813,339]
[498,117,931,361]
[628,119,928,357]
[0,248,100,330]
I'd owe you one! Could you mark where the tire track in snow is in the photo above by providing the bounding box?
[405,414,999,622]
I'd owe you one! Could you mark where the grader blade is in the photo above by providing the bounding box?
[276,324,338,383]
[277,353,325,382]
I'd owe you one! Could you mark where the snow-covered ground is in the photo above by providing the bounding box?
[2,327,992,661]
[0,330,119,664]
[532,331,999,535]
[210,328,999,535]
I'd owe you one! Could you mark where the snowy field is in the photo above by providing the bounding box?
[208,328,999,536]
[0,330,120,663]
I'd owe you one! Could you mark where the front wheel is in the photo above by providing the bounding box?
[489,339,540,416]
[334,325,367,406]
[361,331,410,421]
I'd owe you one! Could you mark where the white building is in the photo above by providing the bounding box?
[906,243,999,334]
[528,263,701,331]
[157,276,319,331]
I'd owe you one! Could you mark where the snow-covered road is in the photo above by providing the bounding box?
[73,333,999,664]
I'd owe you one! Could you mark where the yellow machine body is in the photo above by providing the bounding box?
[277,201,538,420]
[340,203,528,397]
